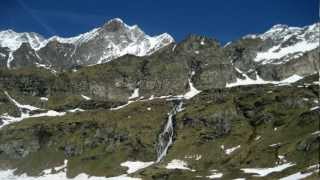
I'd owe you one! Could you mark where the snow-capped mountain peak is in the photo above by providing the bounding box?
[0,29,46,51]
[107,17,124,24]
[0,18,175,68]
[68,18,175,64]
[258,23,317,42]
[250,23,319,64]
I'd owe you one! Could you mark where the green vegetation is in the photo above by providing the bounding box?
[0,73,318,179]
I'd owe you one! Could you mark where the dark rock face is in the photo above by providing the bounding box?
[0,47,8,68]
[10,43,41,69]
[225,38,263,73]
[37,40,77,70]
[256,48,320,81]
[0,139,40,159]
[0,69,51,97]
[297,134,320,152]
[0,91,20,116]
[298,108,320,126]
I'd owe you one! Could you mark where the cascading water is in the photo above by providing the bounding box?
[156,100,183,162]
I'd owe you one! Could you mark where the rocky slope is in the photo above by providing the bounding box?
[0,74,318,179]
[0,20,319,179]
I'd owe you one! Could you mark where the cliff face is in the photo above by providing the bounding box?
[0,34,237,103]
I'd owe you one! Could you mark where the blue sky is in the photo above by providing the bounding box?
[1,0,318,43]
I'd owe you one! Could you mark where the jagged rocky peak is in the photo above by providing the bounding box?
[100,18,150,44]
[183,34,219,45]
[77,18,175,64]
[177,34,221,53]
[102,18,128,31]
[101,18,174,48]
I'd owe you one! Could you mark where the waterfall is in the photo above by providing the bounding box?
[156,100,183,162]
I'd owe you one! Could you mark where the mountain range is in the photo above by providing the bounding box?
[0,18,174,69]
[0,18,319,180]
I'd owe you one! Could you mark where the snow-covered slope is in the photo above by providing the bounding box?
[48,28,100,46]
[0,30,46,51]
[245,23,319,65]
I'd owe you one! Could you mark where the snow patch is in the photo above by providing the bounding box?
[33,110,66,118]
[40,97,48,101]
[35,63,57,74]
[0,91,67,128]
[311,131,320,135]
[110,101,134,111]
[67,108,85,113]
[4,91,40,111]
[6,52,13,68]
[0,167,140,180]
[223,42,232,48]
[172,44,177,52]
[241,163,295,177]
[0,110,66,128]
[120,161,154,174]
[129,88,139,100]
[207,170,223,179]
[280,171,313,180]
[310,106,319,111]
[184,78,201,99]
[81,95,91,100]
[225,145,241,155]
[279,75,303,84]
[110,94,172,111]
[166,159,195,171]
[269,143,282,147]
[280,164,319,180]
[227,68,303,87]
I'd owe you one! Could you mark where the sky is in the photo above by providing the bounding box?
[1,0,318,43]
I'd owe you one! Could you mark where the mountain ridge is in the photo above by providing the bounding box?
[0,19,318,89]
[0,18,175,68]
